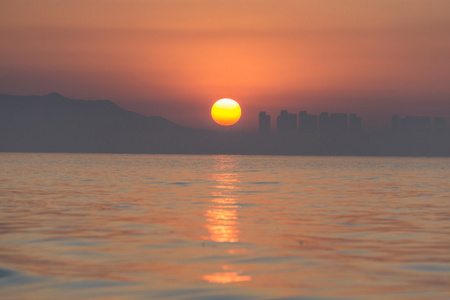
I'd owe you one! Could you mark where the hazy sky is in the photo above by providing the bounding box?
[1,0,449,130]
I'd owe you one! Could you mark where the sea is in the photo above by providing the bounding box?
[1,153,449,300]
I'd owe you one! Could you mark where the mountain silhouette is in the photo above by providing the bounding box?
[0,93,192,153]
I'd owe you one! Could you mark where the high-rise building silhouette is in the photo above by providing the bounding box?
[298,111,318,133]
[259,111,271,134]
[330,113,348,134]
[392,115,400,132]
[349,113,362,133]
[319,112,331,135]
[277,110,297,134]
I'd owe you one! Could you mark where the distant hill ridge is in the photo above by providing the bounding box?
[0,92,194,153]
[0,92,179,129]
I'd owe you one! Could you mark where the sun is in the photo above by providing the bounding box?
[211,98,241,126]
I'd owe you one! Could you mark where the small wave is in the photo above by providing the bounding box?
[234,256,296,264]
[238,169,260,173]
[0,268,15,279]
[402,264,450,273]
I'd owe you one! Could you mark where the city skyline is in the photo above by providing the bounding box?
[260,109,446,134]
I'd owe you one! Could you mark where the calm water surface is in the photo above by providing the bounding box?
[1,153,449,299]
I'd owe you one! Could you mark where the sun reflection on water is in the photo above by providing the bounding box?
[204,207,239,243]
[203,271,252,284]
[203,156,252,283]
[204,157,241,243]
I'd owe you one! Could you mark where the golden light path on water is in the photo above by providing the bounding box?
[202,156,251,283]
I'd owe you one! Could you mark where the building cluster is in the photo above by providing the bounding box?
[259,110,447,135]
[391,115,447,133]
[259,110,362,135]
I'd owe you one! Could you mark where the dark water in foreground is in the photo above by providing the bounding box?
[1,153,449,299]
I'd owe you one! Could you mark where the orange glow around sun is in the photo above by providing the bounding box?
[211,98,241,126]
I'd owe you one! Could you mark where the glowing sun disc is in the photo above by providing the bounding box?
[211,98,241,126]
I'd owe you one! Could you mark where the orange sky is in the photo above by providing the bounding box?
[1,0,449,130]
